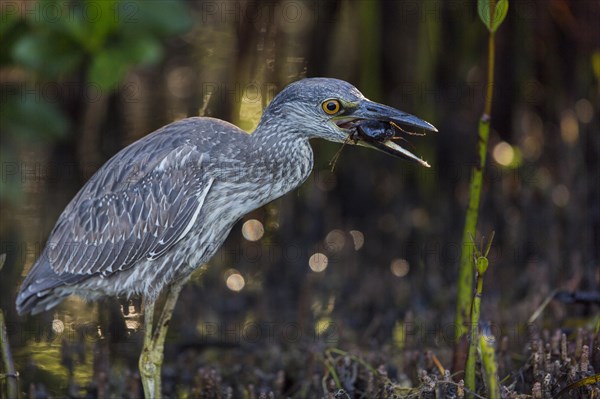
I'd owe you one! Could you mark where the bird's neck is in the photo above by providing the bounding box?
[251,113,310,150]
[250,116,314,194]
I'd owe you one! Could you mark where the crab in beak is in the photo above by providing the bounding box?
[334,100,437,167]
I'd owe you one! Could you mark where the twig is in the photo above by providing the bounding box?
[528,289,558,324]
[0,253,19,399]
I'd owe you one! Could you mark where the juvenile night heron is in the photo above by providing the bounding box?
[17,78,436,396]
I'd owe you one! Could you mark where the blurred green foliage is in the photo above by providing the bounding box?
[0,0,192,202]
[4,0,191,87]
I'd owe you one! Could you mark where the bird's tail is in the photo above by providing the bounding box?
[16,252,81,315]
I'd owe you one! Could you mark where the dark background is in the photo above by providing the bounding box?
[1,0,598,397]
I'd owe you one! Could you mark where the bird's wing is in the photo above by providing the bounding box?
[46,143,214,276]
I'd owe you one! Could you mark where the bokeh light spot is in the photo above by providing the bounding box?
[560,110,579,144]
[410,208,429,228]
[166,66,194,99]
[325,229,345,252]
[242,219,264,241]
[226,271,245,292]
[390,259,410,277]
[349,230,364,251]
[309,253,328,272]
[493,142,515,166]
[52,319,64,334]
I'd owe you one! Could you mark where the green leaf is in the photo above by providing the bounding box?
[483,231,495,257]
[126,36,163,65]
[476,256,489,275]
[11,33,83,78]
[61,0,119,52]
[0,15,27,66]
[492,0,509,32]
[88,51,128,91]
[88,37,162,90]
[478,0,509,32]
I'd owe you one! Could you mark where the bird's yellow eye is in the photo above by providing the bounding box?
[322,99,341,115]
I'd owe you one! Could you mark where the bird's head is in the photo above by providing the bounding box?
[261,77,437,167]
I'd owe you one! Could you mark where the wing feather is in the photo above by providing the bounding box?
[16,117,257,315]
[47,144,212,276]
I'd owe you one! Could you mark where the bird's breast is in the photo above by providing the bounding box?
[209,137,313,217]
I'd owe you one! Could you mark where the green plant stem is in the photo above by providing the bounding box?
[465,271,484,396]
[453,23,496,375]
[0,309,18,399]
[479,334,501,399]
[484,32,496,117]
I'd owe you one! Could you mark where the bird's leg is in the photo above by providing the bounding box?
[139,296,158,398]
[150,279,185,365]
[139,278,187,398]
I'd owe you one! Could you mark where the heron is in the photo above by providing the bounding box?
[16,78,436,397]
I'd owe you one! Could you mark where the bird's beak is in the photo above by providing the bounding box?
[334,100,437,167]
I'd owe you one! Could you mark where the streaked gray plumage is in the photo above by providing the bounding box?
[17,78,436,315]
